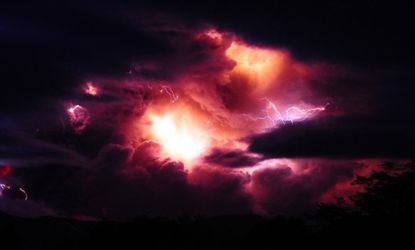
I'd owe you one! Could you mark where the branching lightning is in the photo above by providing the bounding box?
[66,104,90,134]
[62,28,330,169]
[243,98,327,128]
[160,85,179,103]
[265,98,327,124]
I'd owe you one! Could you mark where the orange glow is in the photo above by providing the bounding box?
[83,82,99,96]
[196,29,224,45]
[123,29,327,169]
[225,41,286,91]
[204,29,223,43]
[147,110,209,164]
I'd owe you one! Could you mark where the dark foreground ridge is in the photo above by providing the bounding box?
[1,211,414,249]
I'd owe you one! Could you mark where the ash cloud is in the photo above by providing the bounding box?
[249,115,415,159]
[11,143,253,219]
[203,148,263,168]
[1,2,412,220]
[8,143,369,219]
[248,159,366,215]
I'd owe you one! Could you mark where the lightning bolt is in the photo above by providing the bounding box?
[66,104,90,133]
[0,183,28,201]
[160,86,179,103]
[243,98,328,127]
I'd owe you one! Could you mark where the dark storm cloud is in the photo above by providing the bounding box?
[83,144,252,218]
[203,148,263,168]
[249,115,415,158]
[188,167,253,215]
[0,198,56,218]
[247,63,415,159]
[126,1,414,69]
[14,143,253,220]
[0,126,88,168]
[249,159,363,215]
[2,1,413,114]
[0,2,169,114]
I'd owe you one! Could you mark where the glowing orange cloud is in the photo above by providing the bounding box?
[83,82,99,96]
[117,29,326,168]
[48,27,372,218]
[225,41,287,91]
[204,29,223,43]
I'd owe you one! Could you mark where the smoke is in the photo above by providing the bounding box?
[0,25,381,219]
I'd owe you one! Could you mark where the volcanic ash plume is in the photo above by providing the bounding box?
[112,29,329,167]
[1,27,374,219]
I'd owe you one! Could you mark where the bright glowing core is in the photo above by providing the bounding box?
[149,113,208,163]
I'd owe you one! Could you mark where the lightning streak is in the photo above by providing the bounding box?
[63,29,329,169]
[243,98,327,128]
[285,106,326,123]
[0,183,28,201]
[66,104,90,134]
[160,86,179,103]
[19,187,29,201]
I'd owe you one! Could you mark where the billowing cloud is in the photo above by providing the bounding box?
[203,148,263,168]
[0,22,392,220]
[247,159,370,215]
[249,116,415,158]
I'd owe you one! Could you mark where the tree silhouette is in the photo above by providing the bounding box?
[350,161,415,217]
[314,161,415,243]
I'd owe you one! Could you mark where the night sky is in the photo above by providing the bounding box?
[1,1,414,220]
